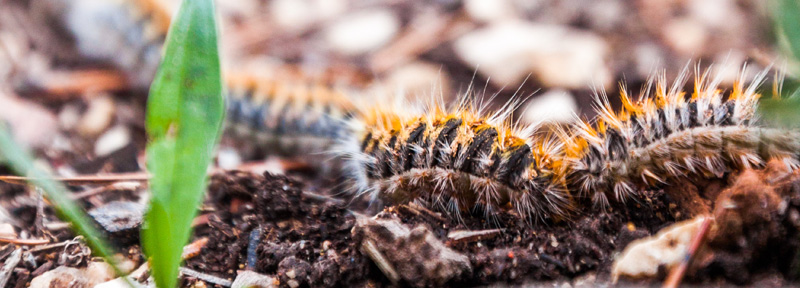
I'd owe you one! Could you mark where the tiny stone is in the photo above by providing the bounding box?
[324,9,399,55]
[77,94,116,137]
[89,201,144,244]
[94,125,131,157]
[0,223,16,238]
[231,270,277,288]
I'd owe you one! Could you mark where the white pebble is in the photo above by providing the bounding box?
[78,94,116,137]
[94,125,131,157]
[464,0,517,22]
[324,9,400,56]
[522,89,578,124]
[271,0,316,34]
[231,270,277,288]
[217,147,243,170]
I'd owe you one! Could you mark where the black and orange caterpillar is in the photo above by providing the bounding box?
[54,0,800,225]
[335,94,572,223]
[564,67,800,207]
[225,71,357,158]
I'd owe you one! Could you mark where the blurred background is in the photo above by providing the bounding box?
[0,0,785,175]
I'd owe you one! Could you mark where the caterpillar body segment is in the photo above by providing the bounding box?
[565,67,800,207]
[224,73,357,159]
[338,95,573,224]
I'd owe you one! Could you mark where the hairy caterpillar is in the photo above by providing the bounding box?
[564,66,800,207]
[225,72,357,159]
[336,93,572,224]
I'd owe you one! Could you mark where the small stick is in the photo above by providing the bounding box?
[663,216,713,288]
[69,182,142,200]
[0,248,21,287]
[182,237,209,260]
[19,69,129,97]
[302,191,345,205]
[179,267,233,287]
[28,240,70,253]
[0,172,151,185]
[34,187,45,238]
[0,237,49,245]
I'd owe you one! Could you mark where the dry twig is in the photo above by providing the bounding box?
[663,216,713,288]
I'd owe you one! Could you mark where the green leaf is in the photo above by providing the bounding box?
[0,126,127,278]
[773,0,800,72]
[141,0,224,287]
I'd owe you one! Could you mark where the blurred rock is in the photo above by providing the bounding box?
[94,263,152,288]
[30,266,87,288]
[58,104,82,131]
[324,9,400,56]
[585,0,624,32]
[385,61,451,102]
[271,0,317,34]
[632,43,666,79]
[271,0,347,35]
[0,223,15,238]
[522,89,577,124]
[687,0,739,29]
[464,0,517,22]
[30,262,114,288]
[77,94,116,137]
[232,270,278,288]
[0,91,58,149]
[88,201,144,244]
[94,125,130,157]
[453,21,611,89]
[217,147,243,170]
[662,18,708,56]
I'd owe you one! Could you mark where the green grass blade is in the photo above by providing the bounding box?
[141,0,224,287]
[773,0,800,63]
[0,125,127,277]
[762,0,800,127]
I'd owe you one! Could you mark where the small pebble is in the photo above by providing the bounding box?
[0,223,16,238]
[231,270,278,288]
[324,9,400,56]
[77,94,116,137]
[88,201,144,242]
[94,125,131,157]
[464,0,517,22]
[522,89,577,124]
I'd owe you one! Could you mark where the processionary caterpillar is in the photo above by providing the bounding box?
[564,66,800,207]
[336,93,572,224]
[225,72,356,158]
[337,66,799,225]
[57,0,800,225]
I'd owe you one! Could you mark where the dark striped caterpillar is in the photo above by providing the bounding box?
[55,0,365,162]
[337,95,572,224]
[54,0,800,225]
[224,72,357,159]
[564,67,800,207]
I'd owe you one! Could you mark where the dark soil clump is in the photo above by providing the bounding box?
[186,171,373,287]
[189,170,688,287]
